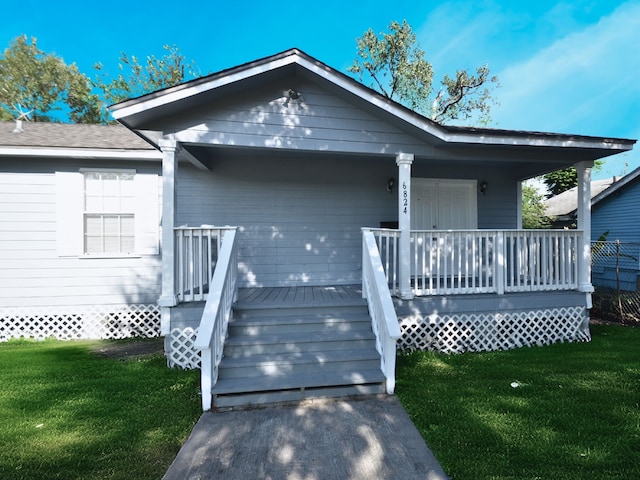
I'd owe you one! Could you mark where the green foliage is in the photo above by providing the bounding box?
[396,325,640,480]
[543,167,578,197]
[543,160,605,197]
[0,339,200,480]
[349,20,499,125]
[0,36,103,123]
[522,184,551,229]
[0,36,201,124]
[94,45,201,107]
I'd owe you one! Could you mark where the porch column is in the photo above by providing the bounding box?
[158,139,181,333]
[576,161,594,296]
[397,153,414,300]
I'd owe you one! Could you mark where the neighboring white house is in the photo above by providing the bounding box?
[1,49,636,409]
[0,122,163,341]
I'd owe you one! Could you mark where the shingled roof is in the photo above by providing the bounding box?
[0,121,155,151]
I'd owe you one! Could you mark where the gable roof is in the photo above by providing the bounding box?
[545,177,619,218]
[110,48,635,159]
[0,121,160,160]
[591,166,640,207]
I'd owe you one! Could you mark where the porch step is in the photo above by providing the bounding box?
[211,298,385,408]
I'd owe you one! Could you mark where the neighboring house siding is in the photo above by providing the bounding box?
[591,182,640,243]
[591,178,640,291]
[0,162,162,308]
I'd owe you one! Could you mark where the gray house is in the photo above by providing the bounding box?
[591,167,640,291]
[1,49,635,410]
[109,49,634,409]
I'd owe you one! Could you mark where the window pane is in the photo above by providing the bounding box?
[103,215,120,235]
[104,235,120,253]
[85,235,103,254]
[85,215,103,235]
[121,235,135,253]
[103,195,121,212]
[121,215,135,235]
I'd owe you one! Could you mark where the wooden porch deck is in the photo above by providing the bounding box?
[235,284,363,306]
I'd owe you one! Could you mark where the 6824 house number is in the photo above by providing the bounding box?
[402,182,408,214]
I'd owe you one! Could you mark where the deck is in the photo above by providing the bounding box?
[235,284,363,306]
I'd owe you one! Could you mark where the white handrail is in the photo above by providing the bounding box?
[362,230,401,394]
[194,228,238,411]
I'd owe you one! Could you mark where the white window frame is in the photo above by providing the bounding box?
[56,169,160,258]
[82,169,136,256]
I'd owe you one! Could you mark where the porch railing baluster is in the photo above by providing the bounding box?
[368,228,581,297]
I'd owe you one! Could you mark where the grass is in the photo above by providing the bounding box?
[0,338,200,480]
[396,324,640,480]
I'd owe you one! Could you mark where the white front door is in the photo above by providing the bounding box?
[410,179,478,283]
[411,179,477,230]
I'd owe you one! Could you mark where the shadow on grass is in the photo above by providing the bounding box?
[396,325,640,480]
[0,340,200,480]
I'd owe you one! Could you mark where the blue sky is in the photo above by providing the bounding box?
[2,0,639,180]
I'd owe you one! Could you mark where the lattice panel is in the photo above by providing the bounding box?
[399,306,589,354]
[0,304,160,342]
[167,327,200,370]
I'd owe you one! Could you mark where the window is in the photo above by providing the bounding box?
[56,170,159,257]
[83,171,135,255]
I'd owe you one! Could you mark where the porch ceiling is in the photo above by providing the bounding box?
[180,141,611,180]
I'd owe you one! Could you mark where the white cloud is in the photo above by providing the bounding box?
[494,1,640,137]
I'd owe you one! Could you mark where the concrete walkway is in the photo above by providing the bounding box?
[163,396,449,480]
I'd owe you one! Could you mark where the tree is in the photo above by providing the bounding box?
[542,160,605,197]
[0,35,103,123]
[522,184,551,229]
[348,20,499,125]
[542,168,578,197]
[93,45,201,106]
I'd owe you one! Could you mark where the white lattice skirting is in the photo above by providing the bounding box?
[399,306,590,354]
[167,327,201,369]
[0,304,160,342]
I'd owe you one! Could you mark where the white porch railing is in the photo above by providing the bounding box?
[174,226,236,302]
[366,228,580,297]
[194,228,238,411]
[362,230,402,394]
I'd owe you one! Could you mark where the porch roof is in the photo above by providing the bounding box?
[109,49,635,176]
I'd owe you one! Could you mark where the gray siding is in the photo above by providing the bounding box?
[0,161,162,308]
[591,179,640,242]
[177,155,397,287]
[591,178,640,290]
[176,152,520,287]
[164,79,436,157]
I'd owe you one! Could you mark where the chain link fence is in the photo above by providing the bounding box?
[591,240,640,324]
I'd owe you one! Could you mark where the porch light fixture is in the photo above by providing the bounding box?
[387,177,395,193]
[479,180,488,195]
[284,89,302,108]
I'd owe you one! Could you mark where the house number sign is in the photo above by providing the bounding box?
[402,182,408,214]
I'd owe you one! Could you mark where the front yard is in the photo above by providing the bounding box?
[1,325,638,479]
[396,324,640,480]
[0,339,200,480]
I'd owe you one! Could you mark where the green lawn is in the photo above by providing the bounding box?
[0,339,200,480]
[396,324,640,480]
